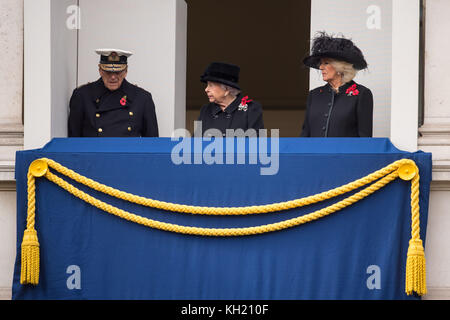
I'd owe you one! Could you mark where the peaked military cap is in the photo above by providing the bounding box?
[96,48,133,72]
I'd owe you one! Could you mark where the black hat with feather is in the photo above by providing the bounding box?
[303,32,368,70]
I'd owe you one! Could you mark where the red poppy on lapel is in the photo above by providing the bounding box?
[238,96,253,111]
[346,84,359,96]
[120,95,127,106]
[241,96,253,105]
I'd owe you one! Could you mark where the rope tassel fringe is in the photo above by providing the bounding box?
[405,239,427,296]
[20,229,40,285]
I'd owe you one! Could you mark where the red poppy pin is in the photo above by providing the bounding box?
[120,95,127,106]
[238,96,253,111]
[346,84,359,96]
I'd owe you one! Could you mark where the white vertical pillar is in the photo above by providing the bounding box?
[174,0,187,132]
[0,0,24,130]
[24,0,52,149]
[390,0,420,151]
[0,0,24,179]
[0,0,24,300]
[50,0,79,138]
[418,0,450,180]
[24,0,78,149]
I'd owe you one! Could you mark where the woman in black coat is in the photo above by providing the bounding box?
[196,62,264,137]
[300,33,373,137]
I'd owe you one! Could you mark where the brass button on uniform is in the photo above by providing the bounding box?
[98,128,103,133]
[128,127,132,132]
[129,112,133,116]
[96,113,100,118]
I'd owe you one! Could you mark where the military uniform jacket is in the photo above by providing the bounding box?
[197,94,264,136]
[68,78,159,137]
[300,81,373,137]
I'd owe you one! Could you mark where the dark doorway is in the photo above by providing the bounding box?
[185,0,311,137]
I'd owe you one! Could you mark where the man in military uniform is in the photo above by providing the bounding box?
[68,49,159,137]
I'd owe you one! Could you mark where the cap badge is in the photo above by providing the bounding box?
[108,52,120,62]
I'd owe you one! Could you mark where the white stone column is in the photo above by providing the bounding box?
[418,0,450,300]
[390,0,421,152]
[418,0,450,181]
[23,0,78,149]
[0,0,23,300]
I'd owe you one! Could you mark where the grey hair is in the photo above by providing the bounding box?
[220,84,241,97]
[329,60,357,83]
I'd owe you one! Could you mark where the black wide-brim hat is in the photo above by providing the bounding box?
[200,62,241,90]
[303,32,368,70]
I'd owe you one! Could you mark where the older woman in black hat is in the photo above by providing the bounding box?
[300,33,373,137]
[196,62,264,137]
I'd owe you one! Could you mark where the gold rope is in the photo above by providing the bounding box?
[44,169,399,236]
[20,157,426,296]
[43,157,406,216]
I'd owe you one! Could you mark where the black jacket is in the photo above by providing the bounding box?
[197,94,264,136]
[300,81,373,137]
[68,78,159,137]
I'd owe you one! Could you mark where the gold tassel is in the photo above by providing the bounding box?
[399,162,426,296]
[20,159,47,286]
[405,239,426,296]
[20,228,40,285]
